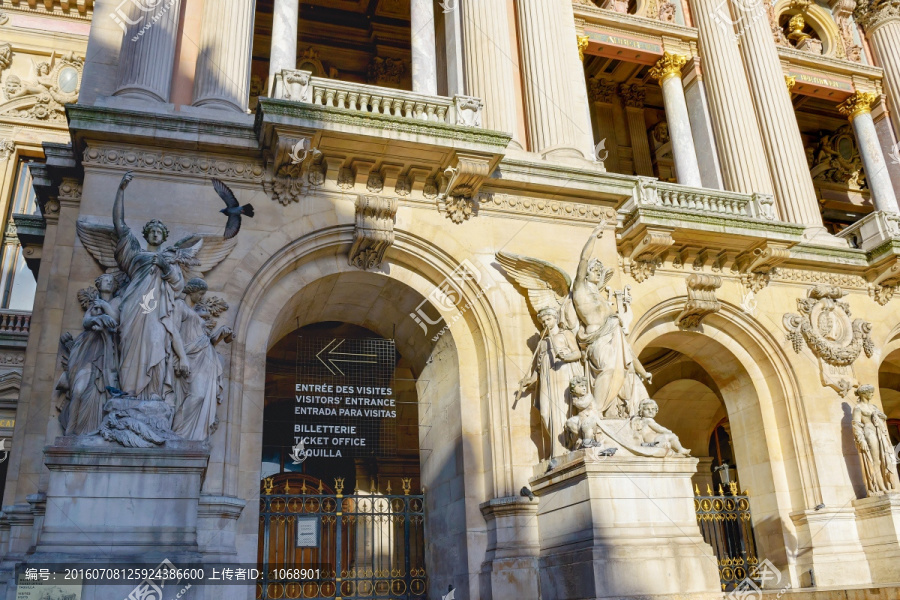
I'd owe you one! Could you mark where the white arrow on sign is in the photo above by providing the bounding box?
[315,339,377,376]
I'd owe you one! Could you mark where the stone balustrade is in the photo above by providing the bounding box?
[0,310,30,336]
[633,177,776,220]
[273,70,484,128]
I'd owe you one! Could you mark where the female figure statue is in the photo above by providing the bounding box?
[172,278,233,441]
[518,307,583,456]
[852,385,897,496]
[57,274,121,435]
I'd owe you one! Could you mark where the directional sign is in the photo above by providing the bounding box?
[315,339,377,376]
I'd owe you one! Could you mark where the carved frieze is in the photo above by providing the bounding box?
[676,274,722,329]
[783,285,874,396]
[82,145,265,183]
[349,195,398,270]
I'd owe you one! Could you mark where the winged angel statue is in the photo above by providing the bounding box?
[498,224,668,459]
[64,172,238,446]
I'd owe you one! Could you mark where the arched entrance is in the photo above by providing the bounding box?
[221,229,511,600]
[259,321,426,599]
[630,299,812,585]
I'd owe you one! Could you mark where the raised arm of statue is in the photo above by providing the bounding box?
[575,224,605,287]
[113,171,134,239]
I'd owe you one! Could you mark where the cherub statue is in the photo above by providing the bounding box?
[852,384,897,496]
[565,376,602,449]
[56,273,121,435]
[76,171,238,405]
[172,278,233,441]
[498,254,584,458]
[631,399,690,457]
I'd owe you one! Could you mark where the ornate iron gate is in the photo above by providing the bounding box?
[694,482,759,591]
[258,477,427,599]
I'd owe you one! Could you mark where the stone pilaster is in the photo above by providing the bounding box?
[268,0,299,95]
[113,0,183,102]
[619,84,654,177]
[649,53,703,188]
[838,92,900,212]
[514,0,594,158]
[459,0,520,142]
[855,0,900,137]
[192,0,255,111]
[410,0,438,95]
[588,77,620,170]
[732,0,823,226]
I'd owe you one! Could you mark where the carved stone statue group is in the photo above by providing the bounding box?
[499,225,690,459]
[56,172,238,447]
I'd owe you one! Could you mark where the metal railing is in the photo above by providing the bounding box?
[258,477,426,599]
[273,69,484,128]
[694,482,759,591]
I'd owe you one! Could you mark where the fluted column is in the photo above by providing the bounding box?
[410,0,438,95]
[839,92,900,212]
[268,0,299,95]
[688,0,773,195]
[619,84,655,177]
[192,0,255,111]
[113,0,183,102]
[731,0,822,225]
[855,2,900,138]
[649,53,703,187]
[515,0,594,158]
[459,0,520,141]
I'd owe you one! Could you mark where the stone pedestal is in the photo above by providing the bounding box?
[35,437,209,556]
[530,451,722,600]
[790,505,870,588]
[853,493,900,584]
[479,496,541,600]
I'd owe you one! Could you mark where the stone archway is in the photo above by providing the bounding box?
[217,227,512,599]
[630,299,812,581]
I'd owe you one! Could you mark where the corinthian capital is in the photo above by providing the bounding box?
[649,52,688,83]
[854,0,900,31]
[837,91,878,121]
[618,83,646,108]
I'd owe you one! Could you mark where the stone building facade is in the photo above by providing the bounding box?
[3,0,900,598]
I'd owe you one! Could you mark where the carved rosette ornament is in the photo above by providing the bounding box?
[349,195,398,270]
[783,285,875,396]
[675,274,722,329]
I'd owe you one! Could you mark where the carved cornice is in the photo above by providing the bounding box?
[648,52,687,83]
[349,195,398,270]
[837,91,878,121]
[675,273,722,329]
[82,145,265,183]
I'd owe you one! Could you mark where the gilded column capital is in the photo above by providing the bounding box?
[618,83,646,108]
[649,52,688,83]
[854,0,900,31]
[837,91,878,121]
[785,75,796,92]
[577,35,589,61]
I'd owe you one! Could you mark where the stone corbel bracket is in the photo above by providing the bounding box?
[268,134,324,205]
[438,152,492,223]
[625,229,674,283]
[675,273,723,329]
[868,256,900,306]
[736,242,791,293]
[349,195,398,270]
